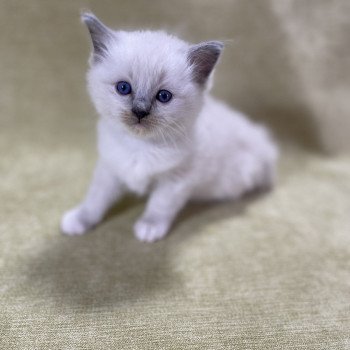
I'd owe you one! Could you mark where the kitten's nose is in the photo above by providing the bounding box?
[132,107,150,121]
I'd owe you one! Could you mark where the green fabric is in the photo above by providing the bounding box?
[1,1,350,348]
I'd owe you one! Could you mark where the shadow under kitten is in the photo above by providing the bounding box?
[23,191,266,311]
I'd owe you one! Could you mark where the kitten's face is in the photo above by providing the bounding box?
[83,14,223,139]
[88,32,199,138]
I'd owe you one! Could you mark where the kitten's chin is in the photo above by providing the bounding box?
[122,120,159,139]
[118,113,153,137]
[128,123,153,137]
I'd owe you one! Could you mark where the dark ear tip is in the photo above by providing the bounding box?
[207,41,225,53]
[80,11,97,24]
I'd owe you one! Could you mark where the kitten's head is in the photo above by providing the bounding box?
[82,13,223,139]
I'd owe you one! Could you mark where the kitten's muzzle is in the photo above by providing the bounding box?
[132,107,150,121]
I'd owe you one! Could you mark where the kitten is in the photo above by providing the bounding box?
[61,12,278,242]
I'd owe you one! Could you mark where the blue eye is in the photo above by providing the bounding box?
[116,81,132,95]
[157,90,172,103]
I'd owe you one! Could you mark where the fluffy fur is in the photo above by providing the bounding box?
[61,13,278,242]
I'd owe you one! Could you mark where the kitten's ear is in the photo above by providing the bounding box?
[188,41,224,85]
[81,12,114,63]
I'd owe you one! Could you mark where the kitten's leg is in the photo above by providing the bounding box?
[61,159,124,235]
[134,179,190,242]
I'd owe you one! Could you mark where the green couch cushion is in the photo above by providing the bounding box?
[1,1,349,348]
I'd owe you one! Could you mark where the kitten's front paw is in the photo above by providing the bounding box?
[134,218,170,242]
[60,207,90,236]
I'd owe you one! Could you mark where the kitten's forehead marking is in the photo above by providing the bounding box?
[130,67,167,103]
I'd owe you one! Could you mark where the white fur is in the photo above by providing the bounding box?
[61,19,278,242]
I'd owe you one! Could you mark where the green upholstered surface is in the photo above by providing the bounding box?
[1,1,350,348]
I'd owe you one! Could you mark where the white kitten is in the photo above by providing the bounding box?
[61,13,278,242]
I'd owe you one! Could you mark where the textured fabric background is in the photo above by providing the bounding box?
[1,1,350,349]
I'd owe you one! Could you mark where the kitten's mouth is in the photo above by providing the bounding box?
[131,121,147,132]
[120,113,156,136]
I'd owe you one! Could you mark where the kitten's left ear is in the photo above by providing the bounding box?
[81,12,114,63]
[188,41,224,85]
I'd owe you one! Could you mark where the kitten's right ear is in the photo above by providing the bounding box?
[81,12,114,63]
[188,41,224,86]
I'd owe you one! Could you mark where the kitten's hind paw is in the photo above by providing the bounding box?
[134,218,170,242]
[60,207,91,236]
